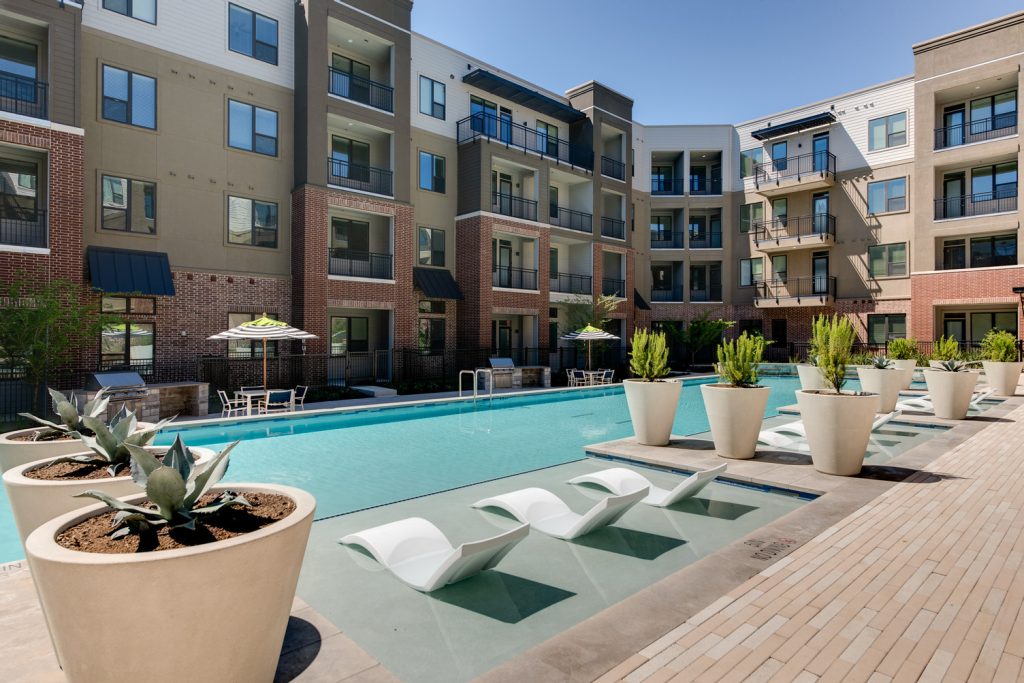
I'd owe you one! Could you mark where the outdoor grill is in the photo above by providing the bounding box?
[487,357,515,389]
[85,371,148,401]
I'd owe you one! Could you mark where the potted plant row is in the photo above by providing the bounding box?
[980,328,1022,397]
[886,337,919,390]
[623,328,681,446]
[702,332,769,459]
[856,356,903,413]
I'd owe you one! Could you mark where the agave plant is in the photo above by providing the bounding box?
[50,407,175,476]
[18,388,109,437]
[935,359,969,372]
[868,356,893,369]
[76,437,248,538]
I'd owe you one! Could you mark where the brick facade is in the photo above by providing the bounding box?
[911,267,1024,340]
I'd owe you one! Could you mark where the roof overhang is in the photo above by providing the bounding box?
[463,69,586,124]
[750,112,836,141]
[413,267,463,300]
[87,246,175,296]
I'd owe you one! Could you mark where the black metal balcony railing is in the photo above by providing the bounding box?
[689,175,722,195]
[0,207,46,248]
[327,248,393,279]
[0,71,47,120]
[690,285,723,302]
[651,177,685,195]
[688,231,723,249]
[753,151,836,187]
[752,213,836,243]
[327,158,394,196]
[651,288,682,302]
[550,272,592,294]
[651,231,684,249]
[492,265,538,290]
[602,277,625,297]
[327,66,394,113]
[601,216,625,240]
[754,276,837,302]
[601,156,625,180]
[492,192,538,221]
[550,205,592,233]
[934,114,1018,150]
[934,188,1018,220]
[457,112,592,169]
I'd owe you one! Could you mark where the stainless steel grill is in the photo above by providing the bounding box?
[85,371,147,401]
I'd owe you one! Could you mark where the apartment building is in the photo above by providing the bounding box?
[0,1,1018,382]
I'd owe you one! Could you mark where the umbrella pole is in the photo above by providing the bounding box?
[263,337,268,388]
[588,340,592,370]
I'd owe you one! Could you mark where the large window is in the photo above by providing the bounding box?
[330,316,368,354]
[418,227,445,266]
[102,65,156,129]
[102,0,156,24]
[228,4,278,65]
[228,100,277,156]
[419,75,445,120]
[771,255,788,283]
[331,217,368,253]
[739,148,763,178]
[101,296,155,371]
[536,120,559,156]
[971,90,1017,132]
[942,239,966,270]
[101,175,155,234]
[227,312,277,357]
[868,242,907,277]
[771,141,788,171]
[739,201,763,233]
[650,215,673,244]
[867,314,906,344]
[418,151,445,193]
[0,35,38,93]
[868,112,907,150]
[418,318,445,353]
[971,162,1017,199]
[331,135,370,180]
[971,234,1017,268]
[227,196,278,248]
[102,296,155,315]
[867,177,907,214]
[969,311,1018,341]
[739,257,764,287]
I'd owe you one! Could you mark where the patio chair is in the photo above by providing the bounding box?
[339,517,529,592]
[567,463,727,508]
[472,486,648,540]
[896,387,995,413]
[566,369,578,387]
[240,385,265,393]
[294,385,309,410]
[259,389,295,414]
[601,369,615,385]
[570,369,586,387]
[216,389,248,418]
[757,410,902,451]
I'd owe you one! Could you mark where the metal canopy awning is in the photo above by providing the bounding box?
[750,112,836,141]
[413,267,464,300]
[634,289,651,311]
[87,246,175,296]
[462,69,585,123]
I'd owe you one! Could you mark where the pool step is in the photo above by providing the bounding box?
[351,385,398,398]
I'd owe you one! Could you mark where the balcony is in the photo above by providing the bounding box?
[934,114,1017,150]
[935,189,1018,220]
[602,277,625,297]
[0,207,46,248]
[550,272,592,295]
[550,206,592,233]
[690,284,722,302]
[753,276,836,308]
[651,231,684,249]
[752,152,836,196]
[493,265,538,290]
[689,175,722,196]
[457,112,592,170]
[327,158,393,197]
[688,230,722,249]
[752,213,836,252]
[0,71,47,120]
[327,66,394,113]
[327,249,393,280]
[601,156,625,181]
[601,217,625,240]
[651,287,682,302]
[651,177,685,196]
[492,192,538,221]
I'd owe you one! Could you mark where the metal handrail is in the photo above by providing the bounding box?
[754,276,837,302]
[651,177,685,195]
[327,158,393,196]
[601,156,625,180]
[458,368,493,402]
[752,213,836,243]
[651,288,681,302]
[601,216,625,239]
[753,151,836,186]
[492,265,538,290]
[327,66,394,112]
[492,192,538,221]
[456,112,592,169]
[0,207,46,248]
[550,205,592,233]
[0,70,47,119]
[550,272,592,294]
[934,114,1017,150]
[327,248,393,279]
[602,277,625,297]
[934,189,1018,219]
[651,231,684,249]
[688,231,723,249]
[689,175,722,195]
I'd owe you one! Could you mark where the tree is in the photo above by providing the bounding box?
[564,292,620,333]
[679,312,734,368]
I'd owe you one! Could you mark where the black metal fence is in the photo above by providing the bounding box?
[753,151,836,187]
[327,158,393,196]
[550,272,592,294]
[327,66,393,112]
[0,71,47,119]
[492,266,537,290]
[934,114,1017,150]
[457,112,592,170]
[934,190,1017,220]
[491,192,537,221]
[601,217,625,239]
[0,208,47,248]
[601,156,625,180]
[752,213,836,244]
[327,248,393,279]
[550,206,592,233]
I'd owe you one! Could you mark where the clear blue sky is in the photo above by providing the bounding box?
[411,0,1022,124]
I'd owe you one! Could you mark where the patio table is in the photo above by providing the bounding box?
[581,370,605,386]
[234,388,271,417]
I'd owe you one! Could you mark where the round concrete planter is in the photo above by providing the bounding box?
[0,423,156,475]
[623,379,682,446]
[796,364,827,392]
[25,483,315,683]
[701,384,770,460]
[891,359,918,390]
[796,390,879,476]
[981,361,1023,397]
[856,367,903,413]
[924,370,982,419]
[3,446,214,546]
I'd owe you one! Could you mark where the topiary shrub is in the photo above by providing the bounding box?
[715,332,765,387]
[629,328,670,381]
[811,314,857,393]
[931,336,961,361]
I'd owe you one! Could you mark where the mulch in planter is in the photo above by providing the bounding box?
[24,449,172,481]
[55,493,296,554]
[8,430,77,443]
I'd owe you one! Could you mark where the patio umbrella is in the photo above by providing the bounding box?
[560,324,620,370]
[208,314,317,388]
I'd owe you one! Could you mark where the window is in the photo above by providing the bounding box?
[330,316,368,354]
[868,242,907,277]
[101,296,155,314]
[739,148,763,178]
[227,196,278,248]
[102,65,156,129]
[969,311,1018,342]
[101,175,156,234]
[419,75,445,119]
[101,321,154,371]
[970,90,1017,132]
[868,112,907,150]
[737,320,763,337]
[0,35,37,89]
[228,100,277,156]
[331,217,368,253]
[971,162,1017,199]
[771,255,788,283]
[418,151,445,193]
[971,234,1017,268]
[536,120,559,156]
[549,308,559,349]
[228,4,278,65]
[331,135,370,180]
[549,185,559,219]
[867,314,906,344]
[943,239,966,270]
[549,247,558,277]
[650,215,673,244]
[867,177,907,214]
[690,262,722,301]
[740,257,764,286]
[772,197,787,225]
[739,201,763,233]
[418,227,445,266]
[651,265,673,291]
[418,318,445,353]
[226,312,278,357]
[419,301,445,314]
[771,141,788,171]
[102,0,156,24]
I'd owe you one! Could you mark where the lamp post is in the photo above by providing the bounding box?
[1013,287,1024,360]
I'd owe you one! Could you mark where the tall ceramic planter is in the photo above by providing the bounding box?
[796,364,826,391]
[623,379,682,446]
[796,391,879,476]
[0,422,156,474]
[26,483,315,683]
[700,384,770,459]
[924,370,981,419]
[891,359,917,390]
[3,447,214,545]
[981,361,1023,397]
[856,368,902,413]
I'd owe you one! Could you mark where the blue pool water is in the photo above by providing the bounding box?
[0,377,809,562]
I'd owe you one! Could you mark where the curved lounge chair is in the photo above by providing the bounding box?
[896,388,994,413]
[757,411,902,451]
[472,486,648,540]
[566,464,727,508]
[339,517,529,592]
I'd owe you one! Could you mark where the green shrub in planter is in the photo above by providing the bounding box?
[811,314,857,393]
[887,338,917,360]
[932,336,961,361]
[981,329,1018,362]
[629,329,670,381]
[715,333,765,387]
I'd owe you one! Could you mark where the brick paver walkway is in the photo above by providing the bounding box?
[601,402,1024,683]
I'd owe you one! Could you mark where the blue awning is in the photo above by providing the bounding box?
[463,69,585,123]
[87,246,175,296]
[751,112,836,141]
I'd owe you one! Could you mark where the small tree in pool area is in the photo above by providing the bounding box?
[629,328,670,381]
[675,312,734,368]
[812,314,857,394]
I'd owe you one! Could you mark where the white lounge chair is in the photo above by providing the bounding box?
[758,411,902,451]
[472,486,647,540]
[896,388,995,413]
[339,517,529,593]
[566,464,727,508]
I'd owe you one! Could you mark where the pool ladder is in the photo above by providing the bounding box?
[458,369,494,402]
